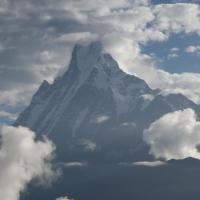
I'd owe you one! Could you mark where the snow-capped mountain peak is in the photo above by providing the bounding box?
[68,41,103,74]
[15,41,200,162]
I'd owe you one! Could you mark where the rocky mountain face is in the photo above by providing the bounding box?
[15,42,200,163]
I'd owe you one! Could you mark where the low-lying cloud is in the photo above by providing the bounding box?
[0,125,57,200]
[133,161,166,167]
[143,108,200,160]
[56,196,73,200]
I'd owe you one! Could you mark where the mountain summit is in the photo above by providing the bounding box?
[15,42,199,162]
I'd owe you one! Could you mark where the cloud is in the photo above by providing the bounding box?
[68,138,97,153]
[167,53,178,60]
[0,81,37,107]
[167,47,180,60]
[0,125,57,200]
[61,162,88,168]
[56,196,73,200]
[118,160,166,167]
[0,110,17,122]
[172,0,200,3]
[121,122,137,127]
[170,47,180,52]
[152,3,200,35]
[79,139,97,152]
[141,94,155,101]
[55,32,98,44]
[133,160,166,167]
[185,45,200,54]
[95,115,110,123]
[143,109,200,161]
[130,62,200,104]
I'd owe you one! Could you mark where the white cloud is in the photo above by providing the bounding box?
[0,85,37,106]
[172,0,200,3]
[59,0,149,13]
[61,162,88,168]
[167,47,180,60]
[133,161,166,167]
[170,47,180,52]
[0,125,57,200]
[167,53,178,60]
[95,115,110,123]
[118,160,166,167]
[141,94,155,101]
[0,110,18,122]
[121,122,137,127]
[152,3,200,35]
[185,45,200,54]
[127,60,200,103]
[55,32,98,45]
[80,139,97,152]
[143,109,200,161]
[56,196,73,200]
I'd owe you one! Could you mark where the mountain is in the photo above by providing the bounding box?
[15,41,200,163]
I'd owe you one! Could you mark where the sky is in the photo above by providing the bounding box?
[0,0,200,124]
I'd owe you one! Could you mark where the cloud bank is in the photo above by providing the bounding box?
[143,109,200,160]
[56,197,73,200]
[1,1,200,117]
[0,125,56,200]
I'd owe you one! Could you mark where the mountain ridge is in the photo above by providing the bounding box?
[15,41,200,162]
